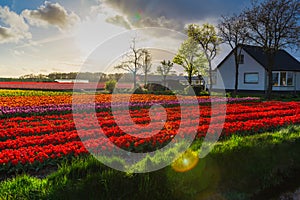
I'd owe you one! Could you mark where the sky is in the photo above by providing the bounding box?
[0,0,299,77]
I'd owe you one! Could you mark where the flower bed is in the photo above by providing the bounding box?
[0,92,298,173]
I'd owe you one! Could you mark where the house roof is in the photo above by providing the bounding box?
[216,44,300,71]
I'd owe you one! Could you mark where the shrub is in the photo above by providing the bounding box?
[134,86,148,94]
[105,80,117,93]
[144,83,167,92]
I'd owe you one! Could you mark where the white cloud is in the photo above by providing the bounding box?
[133,16,183,30]
[0,6,31,44]
[22,1,80,31]
[0,27,12,39]
[92,0,184,32]
[105,15,131,29]
[12,49,25,56]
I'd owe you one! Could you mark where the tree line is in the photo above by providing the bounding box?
[0,72,125,82]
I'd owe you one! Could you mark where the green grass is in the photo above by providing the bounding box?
[0,89,73,97]
[0,175,47,200]
[1,125,300,200]
[209,126,300,199]
[230,92,300,101]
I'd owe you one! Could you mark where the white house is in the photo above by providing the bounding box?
[213,45,300,93]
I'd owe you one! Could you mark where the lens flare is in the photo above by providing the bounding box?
[132,9,142,22]
[171,149,199,172]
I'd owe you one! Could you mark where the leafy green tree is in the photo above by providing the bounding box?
[173,38,207,85]
[187,23,221,92]
[105,79,117,93]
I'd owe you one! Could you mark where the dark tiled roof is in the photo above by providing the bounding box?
[242,45,300,71]
[216,45,300,71]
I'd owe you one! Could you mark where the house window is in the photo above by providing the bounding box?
[238,54,244,64]
[287,72,294,86]
[280,72,287,86]
[244,73,259,84]
[272,73,279,86]
[272,71,294,86]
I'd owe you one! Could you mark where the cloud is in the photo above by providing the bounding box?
[22,1,80,31]
[0,6,31,43]
[98,0,250,31]
[102,0,249,21]
[94,1,184,31]
[12,49,25,56]
[97,5,185,31]
[105,15,131,29]
[0,27,12,39]
[133,16,183,31]
[39,69,48,73]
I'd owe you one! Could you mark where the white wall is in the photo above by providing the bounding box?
[213,48,266,91]
[272,86,295,91]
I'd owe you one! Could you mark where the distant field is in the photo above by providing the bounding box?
[0,82,104,90]
[0,82,133,91]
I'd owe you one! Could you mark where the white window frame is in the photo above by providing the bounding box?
[272,71,294,87]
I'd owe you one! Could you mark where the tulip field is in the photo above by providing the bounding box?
[0,82,104,90]
[0,89,300,174]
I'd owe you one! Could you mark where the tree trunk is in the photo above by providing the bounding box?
[144,73,147,88]
[265,52,275,100]
[208,60,212,94]
[197,73,203,91]
[163,75,167,89]
[266,68,273,100]
[266,67,273,100]
[133,71,137,89]
[233,49,239,97]
[188,70,192,85]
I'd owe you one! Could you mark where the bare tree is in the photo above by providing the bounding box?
[173,38,207,85]
[218,14,248,96]
[115,37,144,89]
[157,60,174,88]
[141,49,152,87]
[243,0,300,99]
[187,23,222,92]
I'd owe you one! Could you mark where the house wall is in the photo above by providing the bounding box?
[272,86,295,91]
[213,49,266,91]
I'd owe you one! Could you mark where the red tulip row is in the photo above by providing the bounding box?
[1,101,299,142]
[0,141,88,166]
[1,102,298,141]
[1,110,300,168]
[1,101,300,170]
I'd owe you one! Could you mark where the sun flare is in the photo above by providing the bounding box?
[171,149,199,172]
